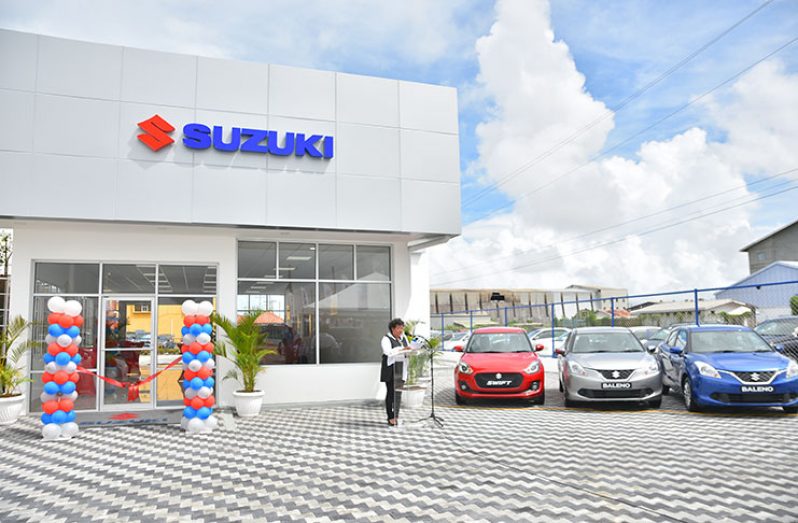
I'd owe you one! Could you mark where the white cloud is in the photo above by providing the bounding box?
[429,0,798,294]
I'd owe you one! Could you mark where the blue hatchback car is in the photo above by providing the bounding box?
[657,325,798,413]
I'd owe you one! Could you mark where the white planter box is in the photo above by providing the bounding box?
[0,395,25,425]
[233,390,265,417]
[401,387,426,409]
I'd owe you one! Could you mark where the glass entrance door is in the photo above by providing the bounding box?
[100,297,155,410]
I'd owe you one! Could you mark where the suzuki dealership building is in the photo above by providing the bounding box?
[0,30,461,414]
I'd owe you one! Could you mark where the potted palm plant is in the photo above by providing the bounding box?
[401,325,441,409]
[211,310,275,417]
[0,316,36,425]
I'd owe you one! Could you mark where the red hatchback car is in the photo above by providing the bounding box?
[453,327,545,405]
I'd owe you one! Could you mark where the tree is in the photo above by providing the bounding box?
[0,231,10,276]
[790,295,798,316]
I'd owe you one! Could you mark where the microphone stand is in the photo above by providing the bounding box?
[413,334,444,428]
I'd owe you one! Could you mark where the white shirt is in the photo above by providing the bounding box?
[381,333,409,381]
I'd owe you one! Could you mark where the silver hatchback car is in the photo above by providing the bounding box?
[557,327,663,408]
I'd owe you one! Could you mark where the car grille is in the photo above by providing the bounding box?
[475,372,523,389]
[730,371,777,383]
[579,388,653,399]
[597,369,634,380]
[710,392,798,404]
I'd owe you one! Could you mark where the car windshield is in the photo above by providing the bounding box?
[451,332,469,341]
[467,333,532,353]
[631,327,659,340]
[648,328,669,342]
[755,318,798,337]
[691,331,774,353]
[571,332,643,353]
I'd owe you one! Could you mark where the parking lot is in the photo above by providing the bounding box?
[1,357,796,522]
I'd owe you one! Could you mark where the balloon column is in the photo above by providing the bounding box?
[41,297,83,441]
[180,300,218,434]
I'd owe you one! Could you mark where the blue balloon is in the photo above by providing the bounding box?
[202,324,213,335]
[66,410,76,422]
[55,352,71,366]
[203,377,214,389]
[48,324,64,337]
[51,410,67,424]
[72,354,82,365]
[41,413,52,425]
[60,382,76,395]
[196,351,210,363]
[66,326,80,338]
[183,407,197,419]
[43,354,55,364]
[181,326,189,335]
[44,382,60,395]
[197,407,211,420]
[182,352,194,364]
[190,377,203,390]
[189,324,202,336]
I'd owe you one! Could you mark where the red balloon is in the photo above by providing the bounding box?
[59,398,74,412]
[195,315,209,325]
[53,370,69,385]
[204,396,215,408]
[183,315,195,328]
[66,344,78,357]
[42,400,59,414]
[184,370,197,380]
[189,342,202,355]
[42,372,53,383]
[201,343,214,353]
[57,315,74,329]
[72,315,84,328]
[69,372,79,383]
[183,397,191,406]
[180,345,188,353]
[47,343,61,357]
[197,367,212,380]
[191,397,204,410]
[47,313,61,325]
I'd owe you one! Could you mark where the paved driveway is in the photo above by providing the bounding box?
[1,358,796,522]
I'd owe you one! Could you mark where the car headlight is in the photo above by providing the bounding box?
[568,361,588,377]
[638,359,659,377]
[695,361,721,379]
[523,360,540,374]
[458,361,473,375]
[786,360,798,379]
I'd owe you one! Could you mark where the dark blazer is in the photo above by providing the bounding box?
[380,334,407,382]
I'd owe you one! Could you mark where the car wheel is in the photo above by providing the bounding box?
[783,405,798,414]
[682,377,701,412]
[455,393,466,406]
[532,392,545,405]
[662,385,670,396]
[648,397,662,409]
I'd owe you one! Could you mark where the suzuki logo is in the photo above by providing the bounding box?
[137,114,175,152]
[750,373,760,382]
[612,370,620,379]
[496,373,502,379]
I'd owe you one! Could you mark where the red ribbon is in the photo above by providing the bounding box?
[77,355,184,402]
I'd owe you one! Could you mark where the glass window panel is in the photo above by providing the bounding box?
[356,246,390,281]
[238,241,277,279]
[30,296,99,371]
[102,264,156,294]
[319,244,354,280]
[158,265,217,295]
[319,282,391,364]
[29,373,98,413]
[236,282,316,365]
[278,243,316,280]
[34,263,99,294]
[102,348,152,406]
[103,299,153,349]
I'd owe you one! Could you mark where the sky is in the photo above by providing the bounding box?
[1,0,797,294]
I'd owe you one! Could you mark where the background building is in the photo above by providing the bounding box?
[741,218,798,273]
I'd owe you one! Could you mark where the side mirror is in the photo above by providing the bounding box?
[536,344,545,351]
[774,344,785,353]
[646,345,656,354]
[453,345,464,352]
[554,347,565,356]
[668,346,683,355]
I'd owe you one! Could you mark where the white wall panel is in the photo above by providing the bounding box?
[269,65,335,121]
[337,73,398,127]
[399,81,458,134]
[193,165,267,225]
[401,180,460,234]
[0,152,33,215]
[400,129,460,183]
[118,102,195,165]
[267,116,335,174]
[37,36,122,100]
[337,123,399,178]
[0,30,36,91]
[116,160,193,223]
[266,170,336,228]
[337,175,401,231]
[31,155,116,219]
[0,90,34,152]
[197,57,269,114]
[193,110,269,169]
[34,94,119,158]
[121,48,196,108]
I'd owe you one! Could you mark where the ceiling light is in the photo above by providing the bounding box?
[286,256,311,261]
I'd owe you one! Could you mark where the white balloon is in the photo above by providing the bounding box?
[188,360,202,372]
[204,359,215,370]
[47,296,66,314]
[45,362,57,373]
[197,387,212,399]
[187,417,204,433]
[198,301,214,316]
[40,392,57,403]
[183,334,196,345]
[73,336,82,347]
[184,388,197,399]
[56,334,72,347]
[42,423,62,440]
[66,391,78,401]
[206,415,218,430]
[64,300,82,317]
[180,417,189,430]
[62,422,80,438]
[65,362,77,374]
[45,334,56,345]
[181,300,198,316]
[196,333,211,345]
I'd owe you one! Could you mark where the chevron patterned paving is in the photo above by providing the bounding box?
[1,360,796,522]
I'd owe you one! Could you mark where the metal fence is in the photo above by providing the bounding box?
[433,279,798,362]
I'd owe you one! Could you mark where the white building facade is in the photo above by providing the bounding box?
[0,30,460,413]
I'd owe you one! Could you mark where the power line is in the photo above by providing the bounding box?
[462,0,777,207]
[432,179,798,287]
[466,34,798,224]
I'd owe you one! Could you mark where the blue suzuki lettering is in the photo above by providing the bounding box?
[213,126,240,152]
[294,133,323,158]
[182,123,212,149]
[267,130,295,156]
[240,128,269,153]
